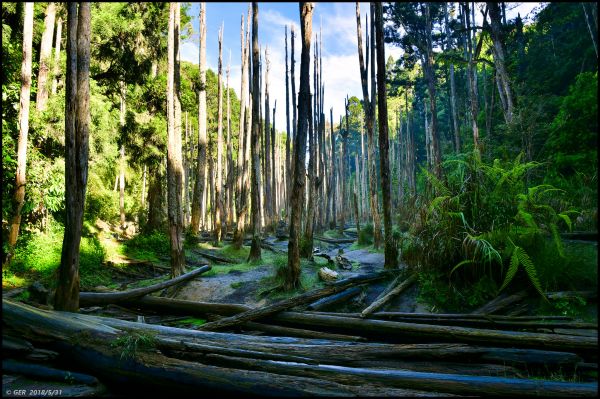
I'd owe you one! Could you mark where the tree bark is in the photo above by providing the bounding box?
[36,2,56,112]
[361,273,417,317]
[263,46,272,228]
[55,2,90,312]
[191,3,207,234]
[214,24,224,244]
[375,2,398,269]
[486,2,514,124]
[248,2,262,261]
[285,26,292,221]
[79,265,210,306]
[226,52,234,230]
[424,3,442,177]
[329,108,337,230]
[6,2,34,264]
[51,16,63,95]
[285,3,313,289]
[119,81,126,228]
[233,13,248,248]
[166,3,185,277]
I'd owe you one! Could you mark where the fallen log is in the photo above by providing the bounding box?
[3,359,99,386]
[269,312,597,352]
[116,297,585,368]
[202,354,598,397]
[192,250,237,264]
[198,271,392,331]
[546,291,597,301]
[361,274,417,317]
[309,311,573,322]
[3,336,35,354]
[315,236,356,244]
[79,265,211,306]
[472,290,529,314]
[260,242,285,254]
[1,300,437,397]
[307,286,363,311]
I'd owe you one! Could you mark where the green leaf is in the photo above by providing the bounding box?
[450,259,474,277]
[557,213,573,232]
[499,248,520,293]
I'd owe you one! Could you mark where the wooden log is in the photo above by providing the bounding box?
[3,336,35,354]
[3,359,99,385]
[201,353,598,397]
[361,273,417,317]
[198,270,392,331]
[236,320,364,341]
[1,300,436,397]
[307,286,363,311]
[115,297,585,368]
[546,291,597,301]
[192,250,237,263]
[269,312,597,352]
[314,236,355,244]
[472,290,528,314]
[79,265,211,306]
[307,311,574,321]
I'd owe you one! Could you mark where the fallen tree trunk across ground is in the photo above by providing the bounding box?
[198,271,393,331]
[4,300,597,397]
[314,236,356,244]
[79,265,211,306]
[118,297,589,368]
[360,274,417,317]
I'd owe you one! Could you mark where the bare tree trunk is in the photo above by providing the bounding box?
[233,12,248,248]
[360,113,367,221]
[55,2,90,311]
[444,3,460,153]
[286,3,313,290]
[119,81,126,228]
[271,101,277,222]
[226,51,234,230]
[6,2,34,265]
[285,26,292,222]
[356,4,382,247]
[289,25,297,227]
[51,16,63,95]
[264,46,272,228]
[329,108,336,230]
[191,3,207,234]
[486,2,514,124]
[249,2,262,261]
[423,3,442,176]
[375,2,398,269]
[36,2,56,112]
[338,115,346,234]
[141,165,147,210]
[581,3,598,59]
[166,2,185,277]
[214,24,224,244]
[354,154,361,233]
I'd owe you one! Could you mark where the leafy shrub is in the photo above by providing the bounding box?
[124,230,170,260]
[358,223,374,245]
[407,151,579,297]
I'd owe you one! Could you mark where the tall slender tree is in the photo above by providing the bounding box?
[51,16,63,95]
[36,2,56,112]
[356,3,383,248]
[226,50,234,228]
[6,2,34,265]
[191,3,207,234]
[248,2,262,261]
[375,1,398,269]
[264,46,272,227]
[286,2,313,289]
[166,2,185,277]
[329,107,336,230]
[215,23,224,244]
[55,2,90,311]
[284,25,292,219]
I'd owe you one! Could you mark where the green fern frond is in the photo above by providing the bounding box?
[557,213,573,232]
[421,167,451,197]
[427,196,450,217]
[515,246,546,300]
[516,209,538,229]
[499,249,520,292]
[549,224,565,258]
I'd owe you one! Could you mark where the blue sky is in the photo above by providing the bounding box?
[180,2,543,130]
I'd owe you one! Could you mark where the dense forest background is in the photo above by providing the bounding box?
[1,2,597,310]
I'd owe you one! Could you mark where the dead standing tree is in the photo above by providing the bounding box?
[286,2,314,289]
[356,3,383,248]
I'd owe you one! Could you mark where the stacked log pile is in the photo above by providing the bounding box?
[2,270,598,396]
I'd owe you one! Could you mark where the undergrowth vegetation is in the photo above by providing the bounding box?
[403,151,590,309]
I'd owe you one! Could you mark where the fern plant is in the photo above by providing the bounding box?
[407,150,577,300]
